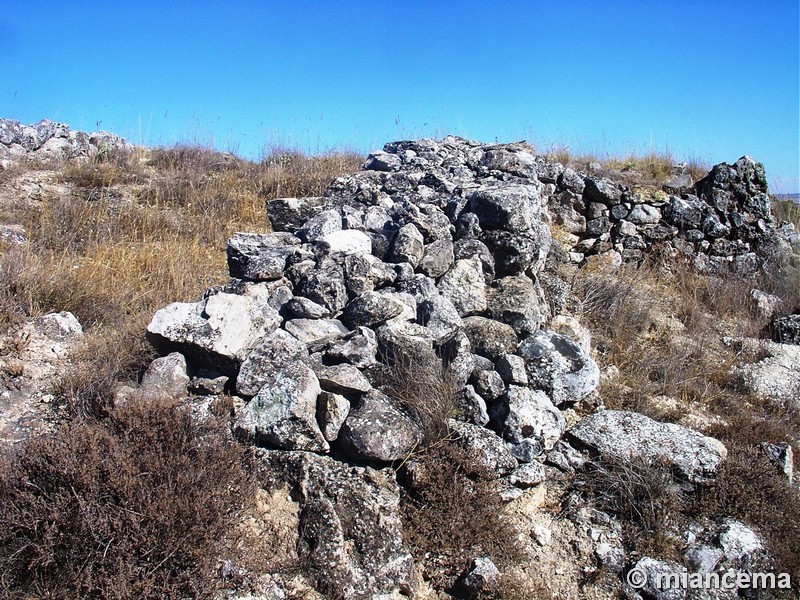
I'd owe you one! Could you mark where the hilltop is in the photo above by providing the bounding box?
[0,118,799,599]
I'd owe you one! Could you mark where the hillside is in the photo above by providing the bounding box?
[1,119,799,599]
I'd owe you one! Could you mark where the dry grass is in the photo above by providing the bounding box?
[576,455,686,559]
[378,347,460,448]
[545,147,709,186]
[771,197,800,229]
[399,442,524,592]
[0,396,257,599]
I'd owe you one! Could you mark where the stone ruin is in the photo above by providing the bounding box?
[0,118,129,164]
[136,135,798,595]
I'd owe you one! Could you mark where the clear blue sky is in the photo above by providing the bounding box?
[1,1,798,192]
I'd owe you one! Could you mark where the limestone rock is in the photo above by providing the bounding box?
[237,329,307,397]
[438,257,487,316]
[569,410,727,483]
[235,362,328,452]
[491,385,565,462]
[137,352,189,401]
[337,390,422,462]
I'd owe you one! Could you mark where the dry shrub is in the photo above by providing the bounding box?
[692,443,800,586]
[378,347,459,448]
[575,455,686,559]
[399,442,523,592]
[0,396,256,599]
[54,320,156,419]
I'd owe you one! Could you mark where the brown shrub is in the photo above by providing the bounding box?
[575,455,686,559]
[771,197,800,229]
[399,442,523,592]
[379,347,459,448]
[0,396,256,599]
[692,443,800,586]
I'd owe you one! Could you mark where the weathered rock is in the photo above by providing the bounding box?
[364,150,402,172]
[324,326,379,368]
[736,339,800,407]
[449,419,517,475]
[237,329,307,396]
[486,275,549,336]
[337,390,422,461]
[627,557,687,600]
[626,204,661,225]
[284,318,349,351]
[472,369,506,401]
[417,237,454,278]
[298,208,342,243]
[507,461,548,488]
[137,352,189,401]
[314,363,372,395]
[317,392,351,442]
[438,257,487,316]
[583,177,624,206]
[456,556,501,598]
[388,223,424,267]
[461,316,518,361]
[491,385,565,462]
[517,330,599,405]
[286,296,330,319]
[147,289,281,375]
[235,362,328,452]
[767,313,800,345]
[457,384,490,426]
[343,251,397,296]
[569,410,727,483]
[226,232,300,280]
[417,295,463,343]
[376,320,434,363]
[470,183,541,232]
[266,196,324,232]
[315,229,372,256]
[342,290,406,328]
[480,228,549,275]
[295,259,349,313]
[453,238,495,283]
[496,353,529,386]
[257,451,416,597]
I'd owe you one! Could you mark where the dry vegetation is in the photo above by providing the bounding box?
[0,396,256,599]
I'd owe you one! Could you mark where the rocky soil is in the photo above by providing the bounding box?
[1,120,799,599]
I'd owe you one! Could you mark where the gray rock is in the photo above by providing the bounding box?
[188,372,228,395]
[491,385,565,462]
[470,183,541,232]
[317,391,351,441]
[147,289,281,375]
[324,326,378,368]
[449,419,518,476]
[235,362,328,452]
[718,519,764,564]
[315,363,372,395]
[507,461,548,487]
[479,147,537,178]
[458,556,501,598]
[480,227,550,275]
[457,384,490,426]
[138,352,189,401]
[461,316,519,361]
[453,239,495,283]
[417,237,454,278]
[558,167,585,194]
[342,290,407,328]
[388,223,424,267]
[438,257,487,316]
[417,295,463,343]
[315,229,372,256]
[343,252,397,296]
[569,410,727,483]
[237,329,307,396]
[486,275,549,336]
[583,177,624,206]
[627,557,687,600]
[266,196,324,232]
[295,259,349,313]
[767,313,800,345]
[226,232,300,281]
[286,296,330,319]
[376,320,434,363]
[496,353,529,386]
[284,318,349,351]
[257,450,416,597]
[472,369,505,401]
[684,544,724,573]
[439,330,475,387]
[736,340,800,407]
[364,150,402,172]
[338,390,423,462]
[627,204,662,225]
[298,208,342,243]
[517,330,599,405]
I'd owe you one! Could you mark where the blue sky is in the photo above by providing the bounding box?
[1,1,798,192]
